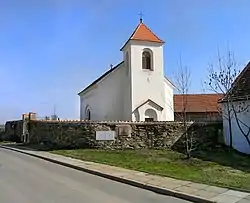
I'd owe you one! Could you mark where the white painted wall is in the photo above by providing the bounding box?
[164,78,174,121]
[222,100,250,154]
[122,48,132,120]
[126,40,173,121]
[79,62,130,121]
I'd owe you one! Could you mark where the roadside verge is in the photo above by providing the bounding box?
[0,145,236,203]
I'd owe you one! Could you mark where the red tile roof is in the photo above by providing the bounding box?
[130,23,164,43]
[174,94,224,113]
[121,22,164,50]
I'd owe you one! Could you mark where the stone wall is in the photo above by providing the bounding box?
[0,128,4,141]
[26,120,222,150]
[172,122,223,152]
[2,120,23,142]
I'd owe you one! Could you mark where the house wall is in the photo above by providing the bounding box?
[128,41,172,121]
[80,62,131,121]
[222,100,250,154]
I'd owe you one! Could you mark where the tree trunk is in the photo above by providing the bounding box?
[226,102,233,149]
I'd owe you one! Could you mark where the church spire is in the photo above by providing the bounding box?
[120,15,164,51]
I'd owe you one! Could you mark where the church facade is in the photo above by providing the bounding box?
[78,20,174,121]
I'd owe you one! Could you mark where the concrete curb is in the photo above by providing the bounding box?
[0,145,215,203]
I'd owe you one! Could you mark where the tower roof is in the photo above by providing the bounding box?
[120,22,164,50]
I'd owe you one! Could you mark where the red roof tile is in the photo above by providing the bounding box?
[121,22,164,50]
[130,23,164,43]
[174,94,224,113]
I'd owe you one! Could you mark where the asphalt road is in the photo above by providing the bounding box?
[0,147,191,203]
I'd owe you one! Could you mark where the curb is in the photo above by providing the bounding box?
[0,145,215,203]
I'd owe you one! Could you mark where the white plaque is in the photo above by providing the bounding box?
[96,131,115,141]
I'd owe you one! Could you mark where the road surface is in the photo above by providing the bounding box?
[0,147,191,203]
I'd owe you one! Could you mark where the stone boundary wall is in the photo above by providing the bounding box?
[2,120,23,142]
[26,120,222,150]
[2,118,223,150]
[172,122,223,152]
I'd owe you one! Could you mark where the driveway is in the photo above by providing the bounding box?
[0,147,191,203]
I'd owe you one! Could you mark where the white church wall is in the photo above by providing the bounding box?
[222,100,250,154]
[164,79,174,121]
[129,41,169,121]
[80,86,98,120]
[80,63,129,121]
[122,50,132,121]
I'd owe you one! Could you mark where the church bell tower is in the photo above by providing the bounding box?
[120,17,167,121]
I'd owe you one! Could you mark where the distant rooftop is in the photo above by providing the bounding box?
[174,94,224,113]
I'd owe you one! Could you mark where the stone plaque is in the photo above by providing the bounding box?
[116,125,132,137]
[96,131,115,141]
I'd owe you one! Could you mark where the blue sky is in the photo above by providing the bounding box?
[0,0,250,123]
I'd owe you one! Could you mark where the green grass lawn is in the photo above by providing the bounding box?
[51,148,250,191]
[0,141,15,144]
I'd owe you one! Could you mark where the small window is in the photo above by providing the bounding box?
[142,51,152,70]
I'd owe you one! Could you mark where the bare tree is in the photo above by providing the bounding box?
[174,57,195,158]
[231,100,250,146]
[200,82,224,122]
[205,49,250,148]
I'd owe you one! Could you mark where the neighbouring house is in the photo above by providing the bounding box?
[22,112,37,120]
[174,94,223,122]
[78,19,174,121]
[220,62,250,154]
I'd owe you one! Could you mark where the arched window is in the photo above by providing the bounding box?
[85,106,91,120]
[86,109,91,120]
[142,50,152,70]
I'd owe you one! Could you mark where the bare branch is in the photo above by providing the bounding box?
[173,55,197,158]
[205,48,250,148]
[231,103,250,146]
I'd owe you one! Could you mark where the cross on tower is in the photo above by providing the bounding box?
[138,12,144,23]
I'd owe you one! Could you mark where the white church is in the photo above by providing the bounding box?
[78,19,174,122]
